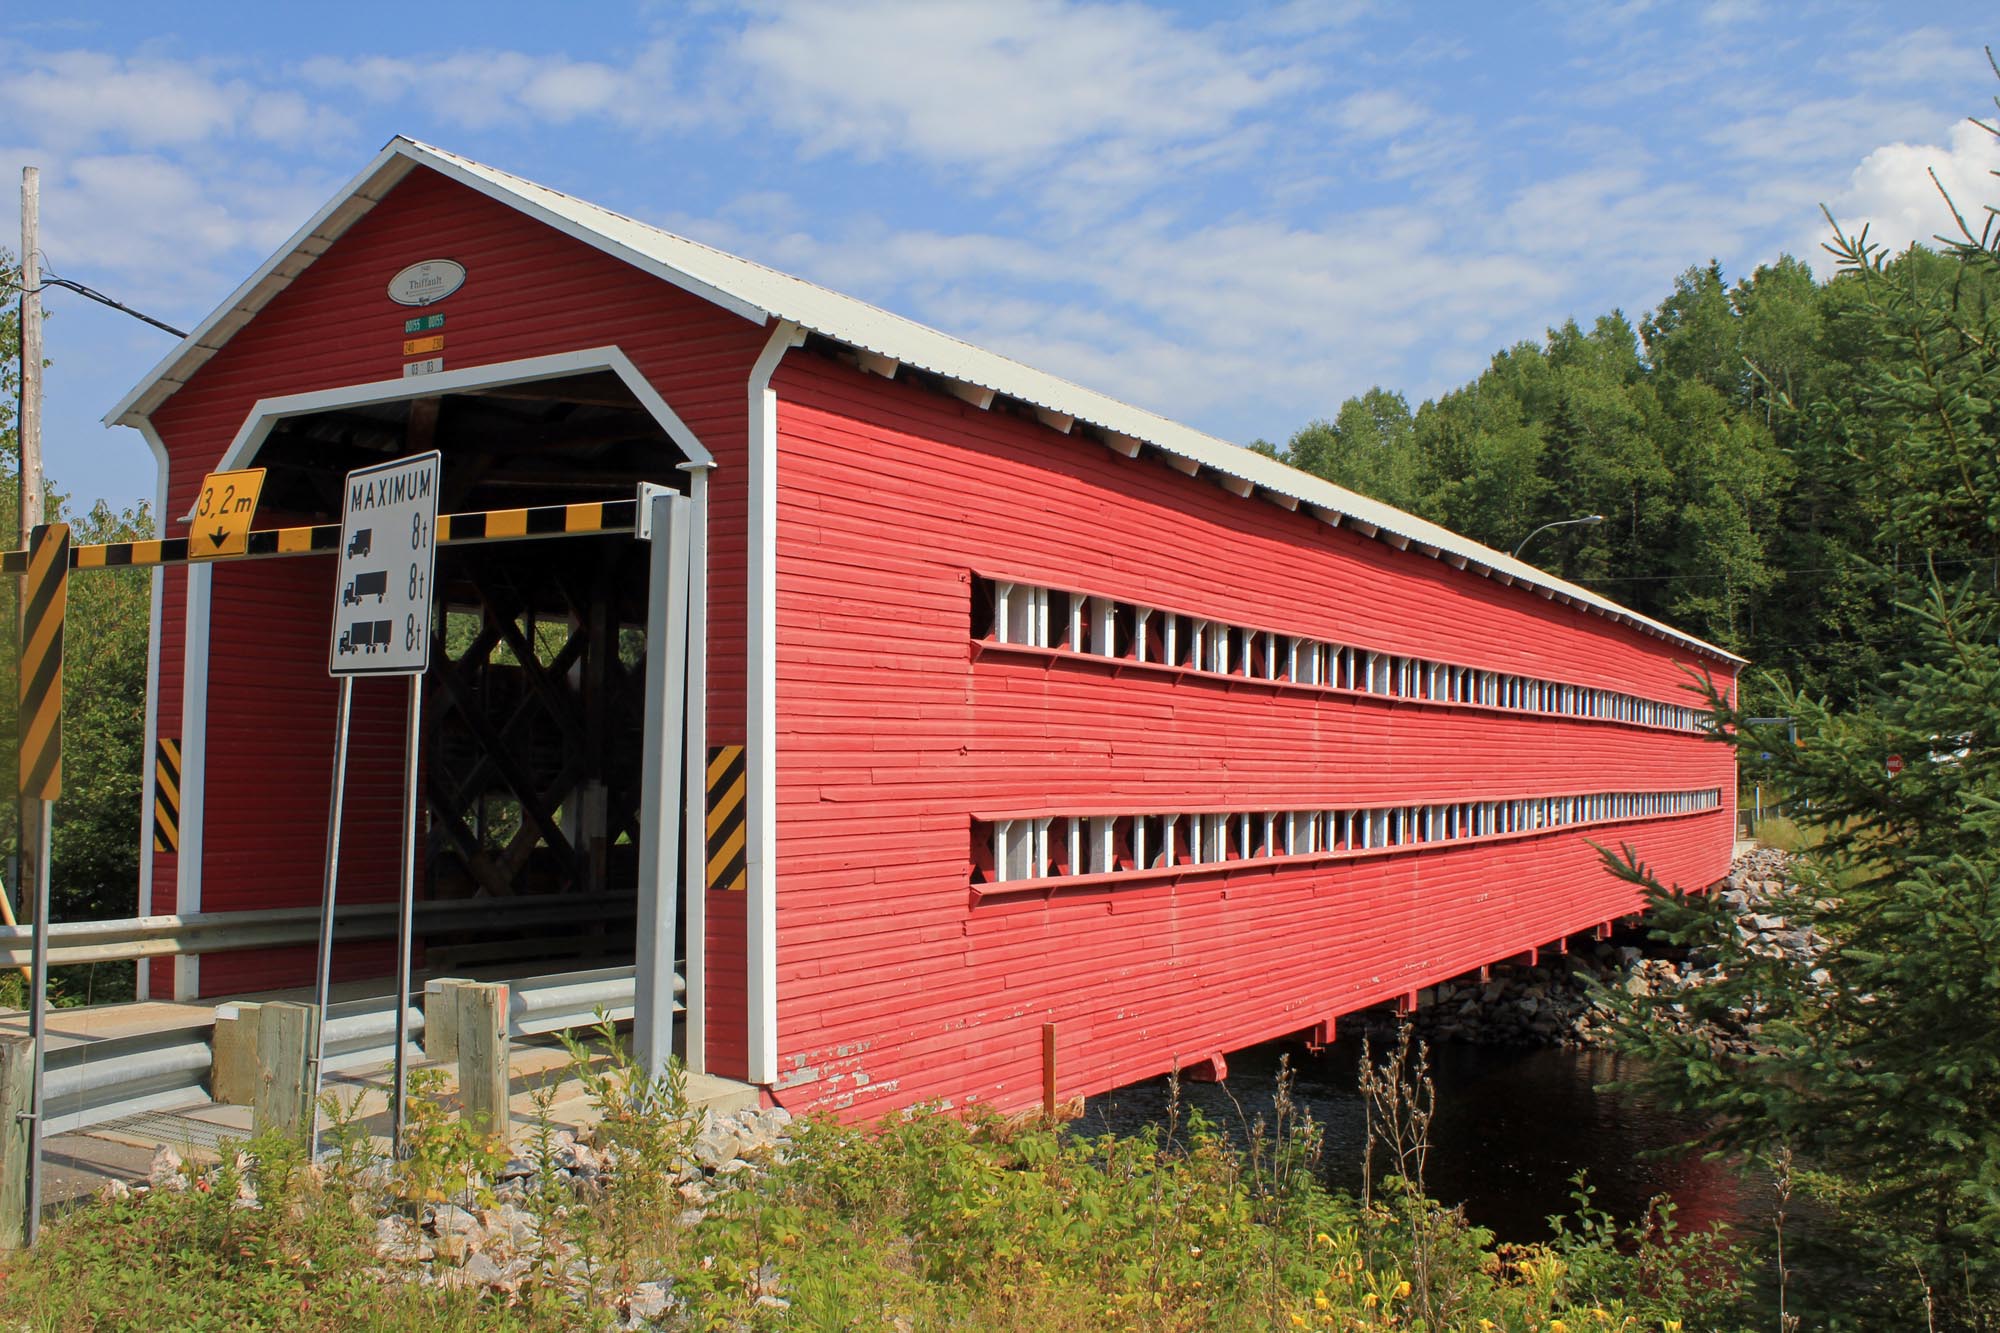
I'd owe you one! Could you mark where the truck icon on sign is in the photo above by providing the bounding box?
[342,570,388,606]
[337,620,394,655]
[346,529,372,558]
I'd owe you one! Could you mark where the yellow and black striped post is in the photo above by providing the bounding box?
[18,524,68,800]
[152,738,182,853]
[705,745,746,892]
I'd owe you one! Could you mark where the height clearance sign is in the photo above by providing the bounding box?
[329,451,441,677]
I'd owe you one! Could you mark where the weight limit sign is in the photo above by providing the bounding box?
[329,451,441,678]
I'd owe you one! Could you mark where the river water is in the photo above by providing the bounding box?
[1075,1036,1757,1245]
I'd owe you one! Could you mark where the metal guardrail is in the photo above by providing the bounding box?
[0,893,636,968]
[33,962,674,1136]
[509,965,646,1036]
[43,1022,215,1137]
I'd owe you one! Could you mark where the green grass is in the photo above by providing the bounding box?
[0,1032,1754,1332]
[1751,814,1819,853]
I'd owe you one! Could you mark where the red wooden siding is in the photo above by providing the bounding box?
[769,351,1737,1116]
[142,168,766,1071]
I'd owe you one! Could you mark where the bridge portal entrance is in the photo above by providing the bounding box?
[169,353,710,1069]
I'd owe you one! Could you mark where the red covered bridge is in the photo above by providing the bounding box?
[107,138,1738,1117]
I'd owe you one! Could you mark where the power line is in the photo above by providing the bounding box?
[34,273,187,339]
[4,259,188,339]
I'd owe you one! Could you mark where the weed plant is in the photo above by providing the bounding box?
[0,1030,1753,1332]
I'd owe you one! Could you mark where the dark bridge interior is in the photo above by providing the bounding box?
[253,370,682,518]
[250,369,693,971]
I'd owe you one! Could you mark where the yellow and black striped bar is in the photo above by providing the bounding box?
[152,737,182,853]
[705,745,747,892]
[19,523,68,800]
[1,497,640,575]
[438,499,628,543]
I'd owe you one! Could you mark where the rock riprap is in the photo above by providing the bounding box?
[131,1102,796,1330]
[1406,846,1823,1050]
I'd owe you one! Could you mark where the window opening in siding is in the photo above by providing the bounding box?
[969,575,1709,734]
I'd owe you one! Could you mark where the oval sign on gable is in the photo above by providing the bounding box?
[387,259,466,307]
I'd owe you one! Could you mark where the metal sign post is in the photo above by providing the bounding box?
[305,676,353,1160]
[17,522,67,1246]
[312,452,440,1158]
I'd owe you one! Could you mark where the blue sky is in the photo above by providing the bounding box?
[4,1,1997,513]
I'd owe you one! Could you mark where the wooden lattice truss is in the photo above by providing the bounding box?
[424,537,649,901]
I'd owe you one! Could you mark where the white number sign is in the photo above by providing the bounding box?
[329,451,442,677]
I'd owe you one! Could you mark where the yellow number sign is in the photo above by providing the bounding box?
[191,467,267,559]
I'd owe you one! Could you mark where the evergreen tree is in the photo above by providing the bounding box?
[1603,142,2000,1329]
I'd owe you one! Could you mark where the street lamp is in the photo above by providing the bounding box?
[1512,513,1605,561]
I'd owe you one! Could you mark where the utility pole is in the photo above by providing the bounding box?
[16,166,43,929]
[20,170,41,537]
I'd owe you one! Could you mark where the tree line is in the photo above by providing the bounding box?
[1252,245,1998,713]
[1,252,152,1003]
[1259,102,2000,1323]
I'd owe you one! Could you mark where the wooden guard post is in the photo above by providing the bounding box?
[252,1002,315,1140]
[423,978,471,1064]
[210,1002,262,1106]
[456,982,509,1140]
[1042,1022,1057,1121]
[0,1033,30,1250]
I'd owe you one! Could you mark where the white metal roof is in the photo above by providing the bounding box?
[108,136,1742,664]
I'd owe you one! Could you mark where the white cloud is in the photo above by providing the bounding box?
[1809,118,2000,263]
[1706,93,1950,171]
[0,45,358,322]
[30,152,337,303]
[726,0,1314,189]
[298,40,686,134]
[1698,0,1763,27]
[0,47,358,155]
[673,191,1570,441]
[0,50,247,149]
[1334,89,1425,140]
[1848,26,1974,87]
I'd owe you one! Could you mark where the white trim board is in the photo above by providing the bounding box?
[211,346,715,478]
[680,464,711,1074]
[174,563,214,1001]
[744,320,801,1086]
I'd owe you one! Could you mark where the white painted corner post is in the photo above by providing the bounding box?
[173,562,215,1000]
[634,483,693,1080]
[679,463,711,1072]
[746,320,802,1087]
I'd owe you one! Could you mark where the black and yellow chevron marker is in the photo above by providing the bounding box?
[705,745,747,892]
[2,496,642,574]
[19,523,69,800]
[152,737,182,853]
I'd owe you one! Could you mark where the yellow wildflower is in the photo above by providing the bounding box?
[1394,1280,1412,1299]
[1552,1321,1569,1333]
[1314,1294,1331,1311]
[1363,1293,1379,1309]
